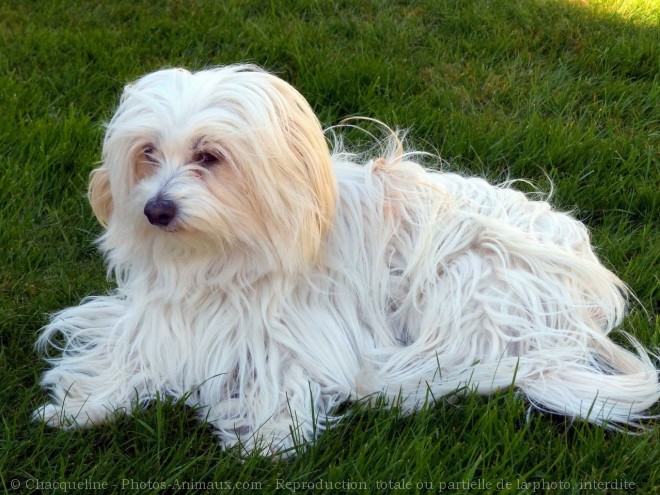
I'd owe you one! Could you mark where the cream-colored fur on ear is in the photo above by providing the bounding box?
[266,75,337,265]
[88,167,112,227]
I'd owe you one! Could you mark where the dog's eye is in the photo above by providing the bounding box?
[193,151,221,167]
[142,145,158,164]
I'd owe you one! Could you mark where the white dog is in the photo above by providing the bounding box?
[35,64,659,456]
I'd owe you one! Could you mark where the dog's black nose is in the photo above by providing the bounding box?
[144,199,177,227]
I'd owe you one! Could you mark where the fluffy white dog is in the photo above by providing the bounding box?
[35,64,659,455]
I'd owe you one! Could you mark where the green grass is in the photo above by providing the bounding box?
[1,0,659,493]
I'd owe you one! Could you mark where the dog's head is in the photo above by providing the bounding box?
[90,65,336,272]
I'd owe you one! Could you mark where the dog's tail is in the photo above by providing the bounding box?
[518,333,660,427]
[358,330,659,428]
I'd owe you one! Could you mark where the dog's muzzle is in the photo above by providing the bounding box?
[144,198,178,227]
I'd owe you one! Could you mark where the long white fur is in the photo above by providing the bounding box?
[35,64,659,456]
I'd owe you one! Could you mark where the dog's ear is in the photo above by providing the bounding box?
[88,166,113,227]
[257,75,338,268]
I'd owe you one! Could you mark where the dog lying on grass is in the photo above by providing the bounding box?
[35,65,660,456]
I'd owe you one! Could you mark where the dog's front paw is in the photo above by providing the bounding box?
[33,403,72,428]
[32,402,103,429]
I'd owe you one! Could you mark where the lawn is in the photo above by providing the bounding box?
[1,0,658,493]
